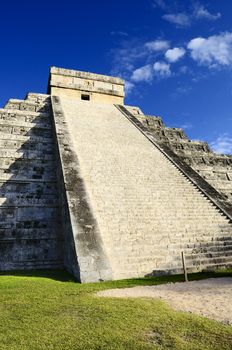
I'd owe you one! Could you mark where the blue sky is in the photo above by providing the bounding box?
[0,0,232,154]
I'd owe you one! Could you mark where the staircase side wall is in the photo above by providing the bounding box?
[51,96,112,282]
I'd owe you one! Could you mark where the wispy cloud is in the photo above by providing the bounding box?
[210,134,232,154]
[194,4,221,21]
[131,65,153,82]
[152,0,168,10]
[110,31,128,37]
[130,61,171,83]
[165,47,186,62]
[111,31,232,93]
[110,40,148,77]
[171,86,192,100]
[125,81,135,95]
[153,61,171,77]
[110,28,232,98]
[158,2,221,28]
[187,32,232,67]
[163,13,190,27]
[110,37,171,82]
[180,122,193,130]
[145,39,170,52]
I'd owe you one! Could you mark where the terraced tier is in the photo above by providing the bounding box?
[0,94,63,270]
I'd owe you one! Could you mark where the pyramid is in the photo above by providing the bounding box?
[0,67,231,282]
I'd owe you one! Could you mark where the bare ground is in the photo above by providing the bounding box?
[98,277,232,325]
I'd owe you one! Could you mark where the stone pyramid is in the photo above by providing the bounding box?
[0,67,231,282]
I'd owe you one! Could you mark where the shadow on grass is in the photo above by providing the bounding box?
[102,269,232,290]
[0,269,231,287]
[0,269,76,282]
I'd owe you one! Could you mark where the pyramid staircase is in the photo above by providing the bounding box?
[0,90,231,279]
[119,105,232,274]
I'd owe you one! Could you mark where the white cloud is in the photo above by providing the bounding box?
[163,13,190,27]
[210,134,232,154]
[110,41,148,77]
[145,40,170,52]
[130,61,171,84]
[111,38,169,78]
[194,5,221,20]
[152,0,167,10]
[153,61,171,77]
[160,4,221,27]
[180,122,193,130]
[125,81,135,95]
[131,65,153,82]
[110,31,128,37]
[187,32,232,66]
[179,66,189,74]
[165,47,186,62]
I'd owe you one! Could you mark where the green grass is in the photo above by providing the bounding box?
[0,270,232,350]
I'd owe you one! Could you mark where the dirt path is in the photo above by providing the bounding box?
[98,278,232,325]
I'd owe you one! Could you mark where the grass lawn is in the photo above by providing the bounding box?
[0,270,232,350]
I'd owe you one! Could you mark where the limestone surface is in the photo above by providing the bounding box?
[0,67,231,282]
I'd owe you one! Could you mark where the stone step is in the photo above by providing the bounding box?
[186,249,232,260]
[4,99,50,113]
[152,261,232,275]
[0,119,52,129]
[0,158,55,170]
[151,233,231,245]
[0,227,60,240]
[0,172,56,182]
[0,109,51,123]
[0,150,54,160]
[173,240,232,250]
[137,245,232,260]
[0,235,61,242]
[0,240,63,263]
[25,93,50,104]
[153,239,232,250]
[0,260,64,271]
[150,222,231,230]
[0,218,59,230]
[194,242,232,250]
[0,125,52,138]
[0,133,53,143]
[0,165,56,181]
[167,232,232,242]
[0,178,57,185]
[0,192,57,200]
[187,255,232,267]
[157,251,232,266]
[0,175,56,182]
[0,138,53,149]
[0,207,58,222]
[0,196,58,207]
[0,180,57,193]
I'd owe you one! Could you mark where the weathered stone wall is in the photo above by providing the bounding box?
[49,67,124,104]
[0,93,63,270]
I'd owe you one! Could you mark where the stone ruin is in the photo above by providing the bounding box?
[0,67,231,282]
